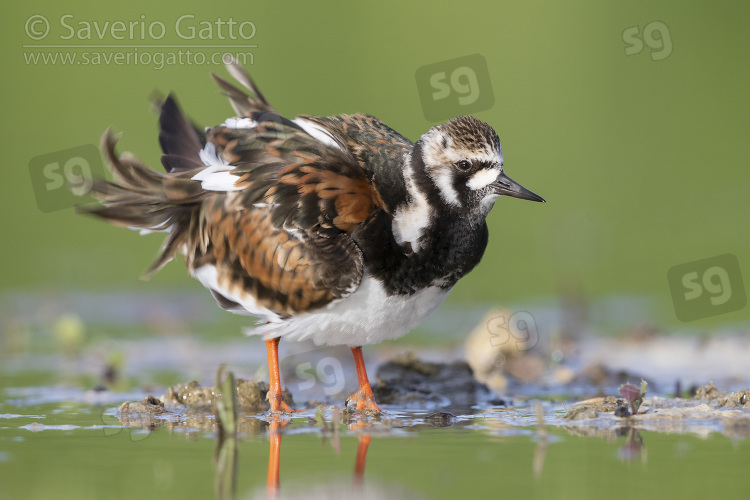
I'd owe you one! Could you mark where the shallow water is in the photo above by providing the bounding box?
[2,381,749,500]
[2,301,749,499]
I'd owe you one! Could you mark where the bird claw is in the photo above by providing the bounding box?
[266,392,306,415]
[346,390,382,413]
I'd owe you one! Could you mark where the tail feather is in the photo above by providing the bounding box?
[158,94,206,173]
[80,62,277,278]
[211,59,276,116]
[80,129,206,278]
[142,212,192,278]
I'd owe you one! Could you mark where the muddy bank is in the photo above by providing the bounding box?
[117,378,294,432]
[372,352,496,408]
[114,352,750,440]
[558,382,750,439]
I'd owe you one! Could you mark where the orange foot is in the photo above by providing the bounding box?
[346,388,382,413]
[266,390,297,414]
[266,385,308,415]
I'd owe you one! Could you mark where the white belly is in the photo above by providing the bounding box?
[254,273,451,346]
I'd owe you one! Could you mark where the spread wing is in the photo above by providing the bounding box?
[187,114,385,317]
[207,119,383,234]
[85,63,386,320]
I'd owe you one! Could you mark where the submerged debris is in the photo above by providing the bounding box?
[424,412,457,427]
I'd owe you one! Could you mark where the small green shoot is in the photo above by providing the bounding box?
[618,380,648,415]
[214,365,238,437]
[214,365,238,500]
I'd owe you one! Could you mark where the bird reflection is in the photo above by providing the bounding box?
[213,413,374,500]
[353,434,371,486]
[266,420,283,497]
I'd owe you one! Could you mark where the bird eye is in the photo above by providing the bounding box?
[455,160,472,170]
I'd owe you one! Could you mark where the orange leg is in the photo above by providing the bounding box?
[266,420,281,498]
[347,346,382,412]
[266,337,295,414]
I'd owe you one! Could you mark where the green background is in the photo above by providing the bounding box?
[3,1,749,330]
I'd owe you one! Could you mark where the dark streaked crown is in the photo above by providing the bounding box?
[436,116,501,154]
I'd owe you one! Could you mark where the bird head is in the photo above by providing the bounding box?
[414,116,544,218]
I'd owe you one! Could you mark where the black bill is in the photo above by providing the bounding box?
[492,172,545,202]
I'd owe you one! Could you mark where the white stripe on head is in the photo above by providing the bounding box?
[467,168,499,190]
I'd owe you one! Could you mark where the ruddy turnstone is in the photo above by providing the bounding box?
[82,62,544,413]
